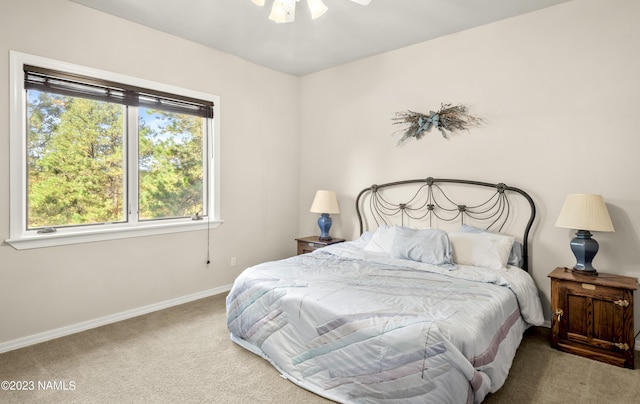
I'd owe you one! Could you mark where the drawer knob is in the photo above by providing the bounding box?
[614,299,630,307]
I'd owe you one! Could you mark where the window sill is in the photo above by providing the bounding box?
[5,219,223,250]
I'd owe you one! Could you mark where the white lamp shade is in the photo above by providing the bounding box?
[307,0,328,19]
[269,0,295,23]
[555,194,614,232]
[310,190,340,214]
[251,0,265,6]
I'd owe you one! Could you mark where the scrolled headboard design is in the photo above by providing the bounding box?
[355,177,536,271]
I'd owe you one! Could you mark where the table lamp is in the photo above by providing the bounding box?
[555,194,614,275]
[310,190,340,241]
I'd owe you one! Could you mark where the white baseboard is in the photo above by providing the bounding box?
[0,285,232,354]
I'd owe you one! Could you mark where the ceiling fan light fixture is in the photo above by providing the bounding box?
[256,0,369,23]
[307,0,328,20]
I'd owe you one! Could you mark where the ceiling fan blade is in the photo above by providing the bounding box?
[349,0,372,5]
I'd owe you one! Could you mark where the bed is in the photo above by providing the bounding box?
[226,177,544,403]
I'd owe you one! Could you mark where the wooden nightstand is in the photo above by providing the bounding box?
[548,267,637,369]
[295,236,345,255]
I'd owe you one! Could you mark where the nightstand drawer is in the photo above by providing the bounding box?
[301,242,323,253]
[295,236,345,255]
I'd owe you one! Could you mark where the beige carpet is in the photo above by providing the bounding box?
[1,293,639,403]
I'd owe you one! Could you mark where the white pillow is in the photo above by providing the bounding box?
[364,225,397,254]
[448,231,515,270]
[459,224,524,268]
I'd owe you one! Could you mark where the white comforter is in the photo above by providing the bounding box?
[226,236,544,404]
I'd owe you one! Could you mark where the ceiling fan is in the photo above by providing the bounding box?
[251,0,372,23]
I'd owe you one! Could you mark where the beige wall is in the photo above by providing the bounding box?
[2,0,640,348]
[299,0,640,328]
[0,0,300,345]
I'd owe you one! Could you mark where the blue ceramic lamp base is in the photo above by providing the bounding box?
[570,230,599,276]
[317,213,333,241]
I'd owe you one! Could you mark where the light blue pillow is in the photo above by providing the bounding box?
[390,227,453,266]
[459,224,524,268]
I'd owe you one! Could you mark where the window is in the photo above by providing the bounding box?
[8,52,221,249]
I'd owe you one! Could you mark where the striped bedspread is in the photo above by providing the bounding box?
[226,236,543,403]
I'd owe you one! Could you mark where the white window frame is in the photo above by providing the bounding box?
[7,51,222,250]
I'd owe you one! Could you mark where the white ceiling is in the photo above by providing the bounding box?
[70,0,571,76]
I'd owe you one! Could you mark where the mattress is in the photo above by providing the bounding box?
[226,235,544,403]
